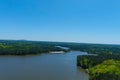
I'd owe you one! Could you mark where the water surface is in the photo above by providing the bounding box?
[0,51,89,80]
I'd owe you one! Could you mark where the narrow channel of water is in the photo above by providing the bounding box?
[0,51,89,80]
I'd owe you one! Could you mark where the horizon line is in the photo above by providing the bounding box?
[0,39,120,46]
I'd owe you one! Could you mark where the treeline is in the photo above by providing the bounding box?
[77,54,120,69]
[58,43,120,55]
[0,40,68,55]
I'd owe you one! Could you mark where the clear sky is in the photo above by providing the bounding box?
[0,0,120,44]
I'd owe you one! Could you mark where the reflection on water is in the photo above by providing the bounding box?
[0,51,89,80]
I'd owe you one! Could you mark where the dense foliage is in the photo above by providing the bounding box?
[0,40,68,55]
[90,60,120,80]
[77,54,120,69]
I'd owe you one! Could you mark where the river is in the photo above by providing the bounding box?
[0,51,89,80]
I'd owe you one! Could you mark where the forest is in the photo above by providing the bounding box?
[0,40,69,55]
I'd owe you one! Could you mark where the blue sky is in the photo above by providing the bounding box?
[0,0,120,44]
